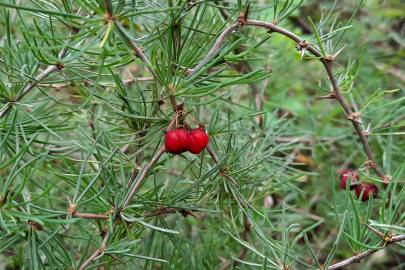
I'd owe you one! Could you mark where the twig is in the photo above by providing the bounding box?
[188,23,240,77]
[78,145,166,269]
[144,207,199,218]
[0,65,57,118]
[274,136,314,145]
[122,146,166,209]
[71,208,197,220]
[114,21,160,83]
[215,1,266,127]
[36,77,154,90]
[72,212,109,220]
[189,19,387,182]
[0,41,70,119]
[324,234,405,270]
[114,20,180,112]
[79,230,111,270]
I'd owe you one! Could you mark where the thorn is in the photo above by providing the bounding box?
[180,209,200,219]
[364,123,372,137]
[56,62,64,70]
[132,48,138,57]
[332,45,347,59]
[237,2,250,26]
[296,40,309,50]
[365,224,385,239]
[28,220,43,231]
[296,40,309,60]
[300,48,306,60]
[324,54,336,62]
[347,112,362,124]
[314,93,335,100]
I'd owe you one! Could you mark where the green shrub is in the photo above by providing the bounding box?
[0,1,404,269]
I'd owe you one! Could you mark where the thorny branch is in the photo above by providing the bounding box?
[0,47,69,118]
[188,18,387,183]
[78,145,166,269]
[191,10,394,269]
[215,3,266,126]
[34,5,391,269]
[71,207,198,220]
[324,234,405,270]
[78,10,175,267]
[122,146,166,209]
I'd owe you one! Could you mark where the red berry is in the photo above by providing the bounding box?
[339,169,359,190]
[165,128,191,154]
[355,183,378,202]
[188,128,209,154]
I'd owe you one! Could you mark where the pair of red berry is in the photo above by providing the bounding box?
[340,169,378,202]
[165,127,209,154]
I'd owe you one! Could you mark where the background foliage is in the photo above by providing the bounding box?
[0,0,404,269]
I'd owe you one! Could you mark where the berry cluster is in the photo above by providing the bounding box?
[165,127,209,155]
[339,169,378,202]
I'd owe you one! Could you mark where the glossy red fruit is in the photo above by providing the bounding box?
[339,169,359,190]
[355,183,378,202]
[188,128,209,154]
[165,128,191,154]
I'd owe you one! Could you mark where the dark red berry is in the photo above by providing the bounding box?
[355,183,378,202]
[165,128,191,154]
[339,169,359,190]
[188,128,209,154]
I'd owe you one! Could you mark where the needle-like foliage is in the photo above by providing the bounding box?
[0,1,404,269]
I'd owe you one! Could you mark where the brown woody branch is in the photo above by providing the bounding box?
[215,3,267,126]
[78,19,182,264]
[78,99,180,270]
[78,9,389,270]
[324,234,405,270]
[79,230,111,270]
[71,207,198,220]
[122,146,166,209]
[36,77,154,90]
[72,212,109,220]
[79,145,166,269]
[144,207,199,218]
[0,48,68,119]
[189,19,387,183]
[194,15,395,270]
